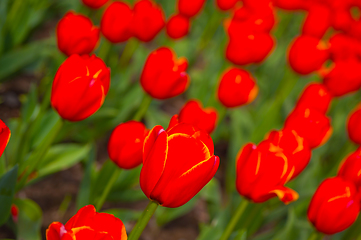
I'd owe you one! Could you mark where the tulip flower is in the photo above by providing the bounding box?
[166,14,190,39]
[216,0,240,11]
[81,0,109,9]
[288,35,330,75]
[323,59,361,97]
[178,0,206,18]
[236,129,311,204]
[11,204,18,223]
[140,119,219,208]
[338,147,361,190]
[302,4,331,38]
[295,83,333,114]
[329,33,360,61]
[46,205,127,240]
[284,107,332,149]
[100,1,133,43]
[51,54,110,121]
[131,0,165,42]
[56,12,100,56]
[140,47,190,99]
[217,68,258,108]
[177,100,218,134]
[108,121,149,169]
[272,0,310,10]
[348,107,361,145]
[308,177,360,235]
[0,120,10,158]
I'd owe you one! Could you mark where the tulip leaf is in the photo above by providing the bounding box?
[103,208,142,223]
[13,198,42,240]
[0,165,18,226]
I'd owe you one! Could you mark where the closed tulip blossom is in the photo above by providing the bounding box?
[218,68,258,108]
[295,83,333,114]
[236,129,311,204]
[288,35,330,75]
[56,12,100,56]
[178,0,206,18]
[100,1,133,43]
[329,33,360,61]
[140,47,190,99]
[308,177,360,235]
[140,118,220,208]
[108,121,149,169]
[81,0,109,9]
[0,120,11,158]
[46,205,127,240]
[177,100,218,134]
[338,148,361,189]
[302,4,331,38]
[348,106,361,145]
[166,14,190,39]
[51,54,110,122]
[284,107,332,149]
[216,0,240,11]
[131,0,165,42]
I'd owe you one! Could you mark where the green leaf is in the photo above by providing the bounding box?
[20,84,39,123]
[0,165,18,226]
[103,208,142,223]
[13,198,42,240]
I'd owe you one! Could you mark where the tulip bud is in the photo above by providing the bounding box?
[217,68,258,108]
[329,33,360,61]
[140,119,219,208]
[295,83,333,114]
[323,59,361,97]
[176,100,218,134]
[46,205,127,240]
[56,12,100,56]
[166,14,190,39]
[140,47,190,99]
[100,1,133,43]
[332,9,353,32]
[11,204,18,223]
[288,35,330,75]
[308,177,360,235]
[236,129,311,204]
[216,0,240,11]
[108,121,149,169]
[81,0,109,9]
[284,107,332,149]
[51,54,110,121]
[347,106,361,145]
[0,120,11,158]
[272,0,310,10]
[178,0,206,18]
[302,4,331,38]
[131,0,165,42]
[338,148,361,190]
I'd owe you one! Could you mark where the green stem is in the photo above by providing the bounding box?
[16,117,64,191]
[95,167,122,211]
[133,94,152,121]
[308,232,323,240]
[128,200,158,240]
[219,200,249,240]
[118,38,139,69]
[97,39,113,63]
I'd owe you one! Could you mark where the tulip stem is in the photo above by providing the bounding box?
[308,232,323,240]
[219,199,249,240]
[128,200,158,240]
[95,166,121,211]
[133,94,152,121]
[118,38,139,68]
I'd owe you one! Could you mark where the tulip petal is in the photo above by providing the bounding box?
[65,205,96,230]
[166,114,179,131]
[269,186,299,204]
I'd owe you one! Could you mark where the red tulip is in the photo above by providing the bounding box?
[295,83,333,114]
[0,120,10,158]
[272,0,310,10]
[217,68,258,108]
[178,0,206,18]
[284,107,332,149]
[46,205,127,240]
[100,1,133,43]
[51,54,110,121]
[332,9,353,32]
[56,12,100,56]
[140,47,190,99]
[236,129,311,204]
[108,121,149,169]
[323,59,361,97]
[329,33,360,61]
[347,106,361,145]
[216,0,240,11]
[10,204,18,223]
[338,147,361,190]
[177,100,218,134]
[140,118,219,208]
[302,4,331,38]
[288,35,330,75]
[308,177,360,235]
[131,0,165,42]
[81,0,109,9]
[166,14,190,39]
